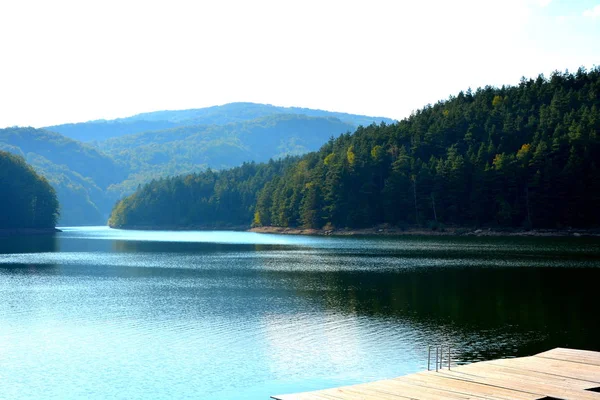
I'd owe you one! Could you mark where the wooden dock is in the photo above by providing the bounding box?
[272,348,600,400]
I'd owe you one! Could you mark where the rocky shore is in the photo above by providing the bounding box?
[249,226,599,237]
[107,224,599,237]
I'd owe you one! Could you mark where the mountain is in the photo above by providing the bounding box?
[6,104,392,225]
[45,102,395,142]
[0,150,59,230]
[0,127,127,225]
[44,120,179,143]
[99,114,357,199]
[109,68,600,230]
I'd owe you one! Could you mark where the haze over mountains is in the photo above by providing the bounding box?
[0,103,394,225]
[46,103,394,142]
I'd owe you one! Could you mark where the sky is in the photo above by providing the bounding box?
[0,0,599,128]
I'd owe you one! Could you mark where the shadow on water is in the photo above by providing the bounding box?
[48,234,600,356]
[0,234,58,254]
[285,265,600,361]
[0,263,60,276]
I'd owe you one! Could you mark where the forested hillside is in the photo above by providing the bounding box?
[108,159,297,228]
[0,151,59,229]
[3,107,387,225]
[0,128,127,225]
[101,114,355,199]
[109,68,600,230]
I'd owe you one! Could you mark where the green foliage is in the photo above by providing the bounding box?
[109,158,298,228]
[97,114,355,182]
[0,151,59,228]
[253,68,600,229]
[4,106,387,225]
[113,68,600,230]
[0,127,127,225]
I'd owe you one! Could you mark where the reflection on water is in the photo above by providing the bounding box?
[0,227,599,399]
[0,233,57,254]
[297,267,600,359]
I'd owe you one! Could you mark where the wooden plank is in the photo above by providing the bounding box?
[398,371,541,400]
[536,348,600,367]
[436,368,600,400]
[465,360,599,390]
[367,379,480,400]
[317,381,415,400]
[461,360,589,385]
[274,381,414,400]
[272,348,600,400]
[489,355,600,383]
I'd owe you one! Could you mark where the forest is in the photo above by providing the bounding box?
[109,68,600,230]
[0,151,59,229]
[0,127,126,225]
[108,158,298,228]
[1,104,387,225]
[99,114,357,199]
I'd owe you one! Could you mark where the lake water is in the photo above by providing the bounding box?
[1,227,599,399]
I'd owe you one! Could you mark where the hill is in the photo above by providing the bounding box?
[109,68,600,230]
[0,150,59,231]
[108,159,297,229]
[99,114,356,199]
[6,105,391,225]
[45,102,395,142]
[0,127,127,225]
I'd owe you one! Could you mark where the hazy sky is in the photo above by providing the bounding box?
[1,0,598,128]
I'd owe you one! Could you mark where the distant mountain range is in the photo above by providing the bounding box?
[1,103,394,225]
[46,102,394,142]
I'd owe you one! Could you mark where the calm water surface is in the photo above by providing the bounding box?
[1,227,599,399]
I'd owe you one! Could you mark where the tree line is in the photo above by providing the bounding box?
[0,151,59,229]
[108,158,298,228]
[110,67,600,230]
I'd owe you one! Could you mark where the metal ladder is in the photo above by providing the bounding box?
[427,345,452,371]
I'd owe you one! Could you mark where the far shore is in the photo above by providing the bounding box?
[109,225,249,231]
[0,227,62,237]
[108,224,600,237]
[249,226,600,237]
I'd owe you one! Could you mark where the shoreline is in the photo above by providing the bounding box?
[108,224,600,237]
[109,225,250,231]
[249,226,600,237]
[0,227,62,237]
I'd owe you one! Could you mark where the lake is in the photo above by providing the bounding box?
[1,226,599,399]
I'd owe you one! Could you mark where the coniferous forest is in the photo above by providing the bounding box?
[109,68,600,230]
[1,104,389,225]
[0,151,59,229]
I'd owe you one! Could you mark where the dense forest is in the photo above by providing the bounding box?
[100,114,357,199]
[0,127,127,225]
[109,68,600,230]
[108,158,297,228]
[0,151,59,229]
[2,104,388,225]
